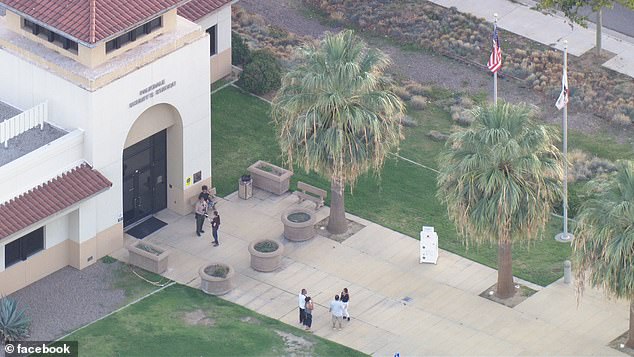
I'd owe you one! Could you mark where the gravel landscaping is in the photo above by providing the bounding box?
[6,260,126,342]
[237,0,627,140]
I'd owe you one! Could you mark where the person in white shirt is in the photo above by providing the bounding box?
[329,294,345,330]
[298,288,307,324]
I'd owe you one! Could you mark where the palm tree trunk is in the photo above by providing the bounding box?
[496,239,515,299]
[327,177,347,234]
[626,299,634,348]
[595,8,602,56]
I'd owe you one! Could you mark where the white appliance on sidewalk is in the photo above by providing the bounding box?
[420,226,439,264]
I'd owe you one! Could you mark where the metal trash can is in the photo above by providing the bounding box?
[239,175,253,199]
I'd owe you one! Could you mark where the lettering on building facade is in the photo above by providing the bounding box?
[129,79,177,108]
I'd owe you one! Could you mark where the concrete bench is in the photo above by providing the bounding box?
[189,187,217,207]
[295,181,326,209]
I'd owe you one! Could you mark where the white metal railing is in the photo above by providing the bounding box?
[0,101,48,148]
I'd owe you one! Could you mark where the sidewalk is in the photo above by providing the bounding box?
[431,0,634,77]
[112,189,629,356]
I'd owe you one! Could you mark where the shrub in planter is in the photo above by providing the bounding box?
[237,50,282,95]
[0,296,30,343]
[127,241,169,274]
[199,263,235,296]
[249,239,284,272]
[281,207,316,242]
[247,160,293,195]
[232,32,252,66]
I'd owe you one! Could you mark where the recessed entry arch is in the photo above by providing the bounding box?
[122,103,183,227]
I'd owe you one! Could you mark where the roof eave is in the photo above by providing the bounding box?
[1,0,193,46]
[97,0,192,44]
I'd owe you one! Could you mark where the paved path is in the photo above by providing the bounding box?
[113,189,629,356]
[430,0,634,77]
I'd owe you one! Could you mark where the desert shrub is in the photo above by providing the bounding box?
[568,149,617,182]
[237,50,282,95]
[409,95,428,110]
[0,296,30,342]
[254,240,279,253]
[392,86,412,101]
[401,115,418,127]
[554,184,581,218]
[232,32,252,66]
[302,0,634,124]
[427,130,449,141]
[405,82,432,96]
[204,264,229,278]
[611,113,632,126]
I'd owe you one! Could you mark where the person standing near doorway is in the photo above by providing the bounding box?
[211,210,221,246]
[200,185,214,210]
[195,194,207,237]
[298,288,307,325]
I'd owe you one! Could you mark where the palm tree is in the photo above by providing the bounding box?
[573,160,634,348]
[271,30,405,234]
[437,103,563,298]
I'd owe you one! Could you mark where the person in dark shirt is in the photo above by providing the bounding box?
[211,210,220,246]
[341,288,350,321]
[200,185,214,211]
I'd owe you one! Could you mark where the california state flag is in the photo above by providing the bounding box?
[555,68,569,110]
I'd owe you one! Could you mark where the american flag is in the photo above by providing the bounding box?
[487,24,502,73]
[555,67,569,110]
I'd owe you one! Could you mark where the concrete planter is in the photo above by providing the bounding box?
[247,160,293,195]
[281,207,316,242]
[126,241,169,274]
[199,263,234,295]
[248,239,284,272]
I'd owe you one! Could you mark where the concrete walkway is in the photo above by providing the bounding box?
[431,0,634,77]
[112,189,630,356]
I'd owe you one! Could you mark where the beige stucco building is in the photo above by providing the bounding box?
[0,0,232,295]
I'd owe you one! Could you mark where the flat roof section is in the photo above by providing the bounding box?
[0,100,21,123]
[0,123,67,166]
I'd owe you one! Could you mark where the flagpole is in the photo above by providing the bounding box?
[556,40,573,243]
[493,13,498,106]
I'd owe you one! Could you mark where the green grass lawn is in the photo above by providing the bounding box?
[211,85,633,286]
[63,283,365,357]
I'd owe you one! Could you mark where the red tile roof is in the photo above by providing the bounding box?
[0,163,112,240]
[177,0,230,22]
[0,0,189,44]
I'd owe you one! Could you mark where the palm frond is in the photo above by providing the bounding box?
[271,30,405,187]
[573,160,634,300]
[436,102,563,247]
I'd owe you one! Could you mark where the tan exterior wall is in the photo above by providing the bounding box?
[80,10,179,68]
[3,12,81,63]
[176,176,213,215]
[96,223,124,260]
[210,48,231,83]
[0,223,122,295]
[68,236,96,270]
[0,240,69,295]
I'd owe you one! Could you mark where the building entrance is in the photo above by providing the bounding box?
[122,130,167,227]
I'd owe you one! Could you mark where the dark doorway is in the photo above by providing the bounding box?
[123,130,167,227]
